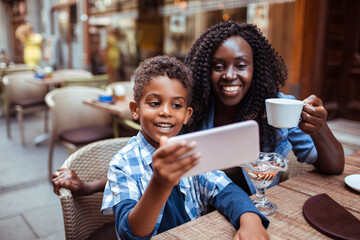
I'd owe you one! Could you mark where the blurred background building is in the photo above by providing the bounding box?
[0,0,359,121]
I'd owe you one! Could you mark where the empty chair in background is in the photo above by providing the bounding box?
[52,69,93,80]
[64,74,109,89]
[52,69,109,89]
[2,71,48,144]
[45,86,114,180]
[0,64,35,117]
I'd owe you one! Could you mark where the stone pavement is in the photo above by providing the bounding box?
[0,112,67,240]
[0,112,359,240]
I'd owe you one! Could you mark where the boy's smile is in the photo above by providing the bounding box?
[130,75,193,148]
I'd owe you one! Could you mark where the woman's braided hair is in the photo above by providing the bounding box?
[184,21,287,151]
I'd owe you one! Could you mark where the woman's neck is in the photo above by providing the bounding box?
[213,100,241,127]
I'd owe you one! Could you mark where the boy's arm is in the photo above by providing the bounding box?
[128,178,173,237]
[211,183,269,238]
[128,137,200,237]
[234,212,269,240]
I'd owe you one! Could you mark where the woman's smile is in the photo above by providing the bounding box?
[220,84,242,96]
[211,36,253,107]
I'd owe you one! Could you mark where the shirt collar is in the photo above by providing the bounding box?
[135,131,193,191]
[136,131,157,166]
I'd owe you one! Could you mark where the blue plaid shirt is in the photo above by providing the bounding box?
[101,131,238,236]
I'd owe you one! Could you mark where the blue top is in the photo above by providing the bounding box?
[202,93,318,194]
[156,185,191,233]
[102,132,269,239]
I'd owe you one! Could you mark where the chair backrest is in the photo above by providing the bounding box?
[1,64,35,77]
[59,137,131,240]
[45,86,112,139]
[2,71,48,104]
[63,74,109,89]
[106,81,134,95]
[52,69,93,80]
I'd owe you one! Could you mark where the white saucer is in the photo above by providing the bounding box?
[344,174,360,192]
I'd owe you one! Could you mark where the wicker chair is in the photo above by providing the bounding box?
[59,137,131,240]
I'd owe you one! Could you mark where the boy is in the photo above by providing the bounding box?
[101,55,269,239]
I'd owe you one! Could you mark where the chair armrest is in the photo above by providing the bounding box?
[59,188,72,198]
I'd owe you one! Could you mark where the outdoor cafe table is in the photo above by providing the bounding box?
[83,96,140,137]
[152,151,360,240]
[26,76,64,86]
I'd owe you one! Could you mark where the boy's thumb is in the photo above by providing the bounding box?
[160,136,168,147]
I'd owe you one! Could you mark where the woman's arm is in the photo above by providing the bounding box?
[52,169,107,196]
[300,95,344,174]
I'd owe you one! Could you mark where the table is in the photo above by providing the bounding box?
[27,76,64,86]
[152,151,360,240]
[83,97,140,138]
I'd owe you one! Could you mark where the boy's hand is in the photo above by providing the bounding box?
[299,95,327,136]
[52,168,85,196]
[151,136,200,189]
[234,212,269,240]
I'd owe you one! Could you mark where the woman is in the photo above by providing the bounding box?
[183,21,344,194]
[15,23,42,67]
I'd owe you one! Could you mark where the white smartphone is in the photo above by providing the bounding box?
[168,120,260,177]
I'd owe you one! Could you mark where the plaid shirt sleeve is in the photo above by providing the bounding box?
[180,170,232,219]
[101,136,145,215]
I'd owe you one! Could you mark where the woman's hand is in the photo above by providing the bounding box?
[299,95,327,136]
[299,95,344,174]
[233,212,269,240]
[52,168,85,196]
[151,136,200,189]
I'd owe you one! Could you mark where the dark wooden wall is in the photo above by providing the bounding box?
[291,0,360,121]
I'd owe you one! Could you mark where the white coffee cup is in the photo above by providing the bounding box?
[265,98,304,128]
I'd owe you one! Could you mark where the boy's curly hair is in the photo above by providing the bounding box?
[184,21,287,151]
[133,55,193,105]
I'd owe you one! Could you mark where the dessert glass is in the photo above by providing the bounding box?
[243,152,288,215]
